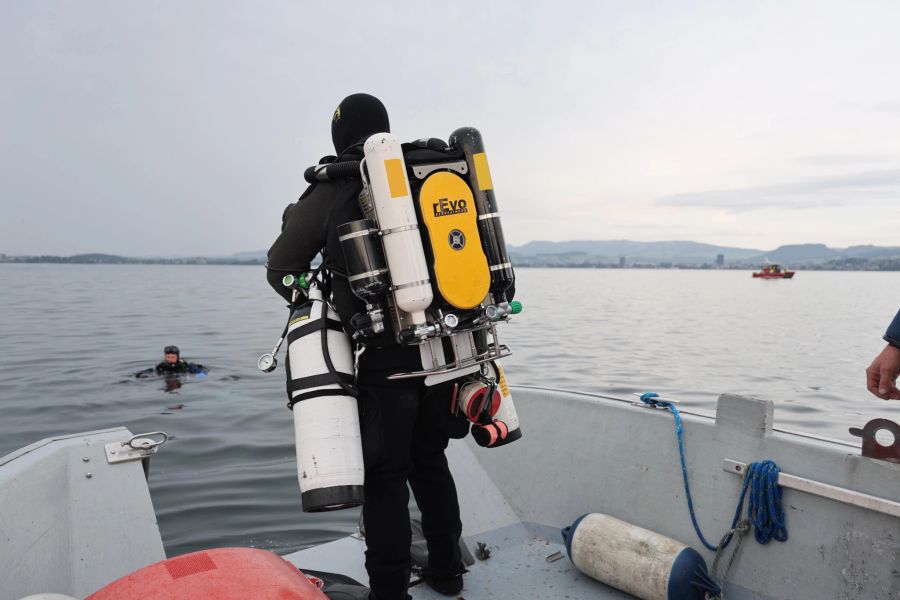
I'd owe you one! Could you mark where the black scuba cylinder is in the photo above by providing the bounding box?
[337,219,390,301]
[337,219,389,339]
[448,127,514,301]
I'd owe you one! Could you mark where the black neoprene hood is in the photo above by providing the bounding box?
[331,93,390,155]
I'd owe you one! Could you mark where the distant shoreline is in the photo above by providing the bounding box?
[0,254,264,266]
[5,239,900,271]
[2,257,898,271]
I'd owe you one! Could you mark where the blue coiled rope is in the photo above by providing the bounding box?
[745,460,788,544]
[638,392,788,551]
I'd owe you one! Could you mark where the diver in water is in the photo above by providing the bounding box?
[136,346,207,377]
[155,345,206,375]
[267,94,466,600]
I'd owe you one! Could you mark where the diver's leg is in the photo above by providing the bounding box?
[409,381,464,589]
[358,372,419,600]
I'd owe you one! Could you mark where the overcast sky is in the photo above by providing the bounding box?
[2,1,899,256]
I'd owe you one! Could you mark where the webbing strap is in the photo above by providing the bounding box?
[286,318,345,345]
[286,371,354,394]
[287,388,350,410]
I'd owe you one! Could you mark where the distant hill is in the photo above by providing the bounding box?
[229,250,268,261]
[6,241,900,269]
[1,253,265,265]
[508,240,762,265]
[840,245,900,259]
[225,240,900,269]
[747,244,841,264]
[744,244,900,266]
[5,253,138,264]
[229,240,763,267]
[505,240,900,268]
[71,253,132,263]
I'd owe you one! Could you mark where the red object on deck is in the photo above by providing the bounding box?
[87,547,329,600]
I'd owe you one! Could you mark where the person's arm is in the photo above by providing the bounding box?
[266,184,328,303]
[866,309,900,400]
[884,309,900,348]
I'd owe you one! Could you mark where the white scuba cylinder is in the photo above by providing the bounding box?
[562,513,718,600]
[492,362,520,438]
[363,133,433,324]
[458,362,522,448]
[286,286,364,512]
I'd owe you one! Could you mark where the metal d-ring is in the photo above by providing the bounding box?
[126,431,169,450]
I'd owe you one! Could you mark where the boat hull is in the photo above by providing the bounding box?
[456,387,899,600]
[3,390,898,600]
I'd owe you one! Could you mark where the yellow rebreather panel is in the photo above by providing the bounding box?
[418,171,490,309]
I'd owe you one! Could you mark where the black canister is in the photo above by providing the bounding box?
[337,219,390,301]
[448,127,515,301]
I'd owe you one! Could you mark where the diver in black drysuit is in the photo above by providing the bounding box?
[266,94,467,600]
[135,345,207,377]
[154,360,206,375]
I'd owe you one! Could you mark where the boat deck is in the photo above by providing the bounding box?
[4,391,896,600]
[286,521,636,600]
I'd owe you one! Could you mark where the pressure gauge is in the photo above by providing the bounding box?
[258,353,277,373]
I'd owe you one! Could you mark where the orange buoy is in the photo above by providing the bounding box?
[87,547,328,600]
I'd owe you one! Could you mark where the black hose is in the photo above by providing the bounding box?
[303,165,318,183]
[316,263,358,398]
[318,298,359,398]
[303,160,363,184]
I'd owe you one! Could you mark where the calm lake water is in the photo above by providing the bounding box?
[1,264,898,556]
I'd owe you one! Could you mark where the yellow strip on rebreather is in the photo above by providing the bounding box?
[385,158,409,198]
[473,152,493,191]
[497,364,510,397]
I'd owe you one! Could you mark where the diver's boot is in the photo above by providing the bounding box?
[421,568,465,596]
[423,576,463,596]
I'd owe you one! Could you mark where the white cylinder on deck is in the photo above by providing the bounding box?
[562,513,715,600]
[363,133,433,324]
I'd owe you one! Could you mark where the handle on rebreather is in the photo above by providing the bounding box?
[258,274,310,373]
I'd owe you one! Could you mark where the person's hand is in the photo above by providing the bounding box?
[866,344,900,400]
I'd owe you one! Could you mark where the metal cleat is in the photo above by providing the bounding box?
[849,418,900,464]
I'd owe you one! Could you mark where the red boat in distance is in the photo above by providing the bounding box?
[752,264,795,279]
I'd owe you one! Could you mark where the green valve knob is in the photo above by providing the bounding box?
[282,274,310,290]
[510,300,523,314]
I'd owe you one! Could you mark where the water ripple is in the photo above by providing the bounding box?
[1,264,898,556]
